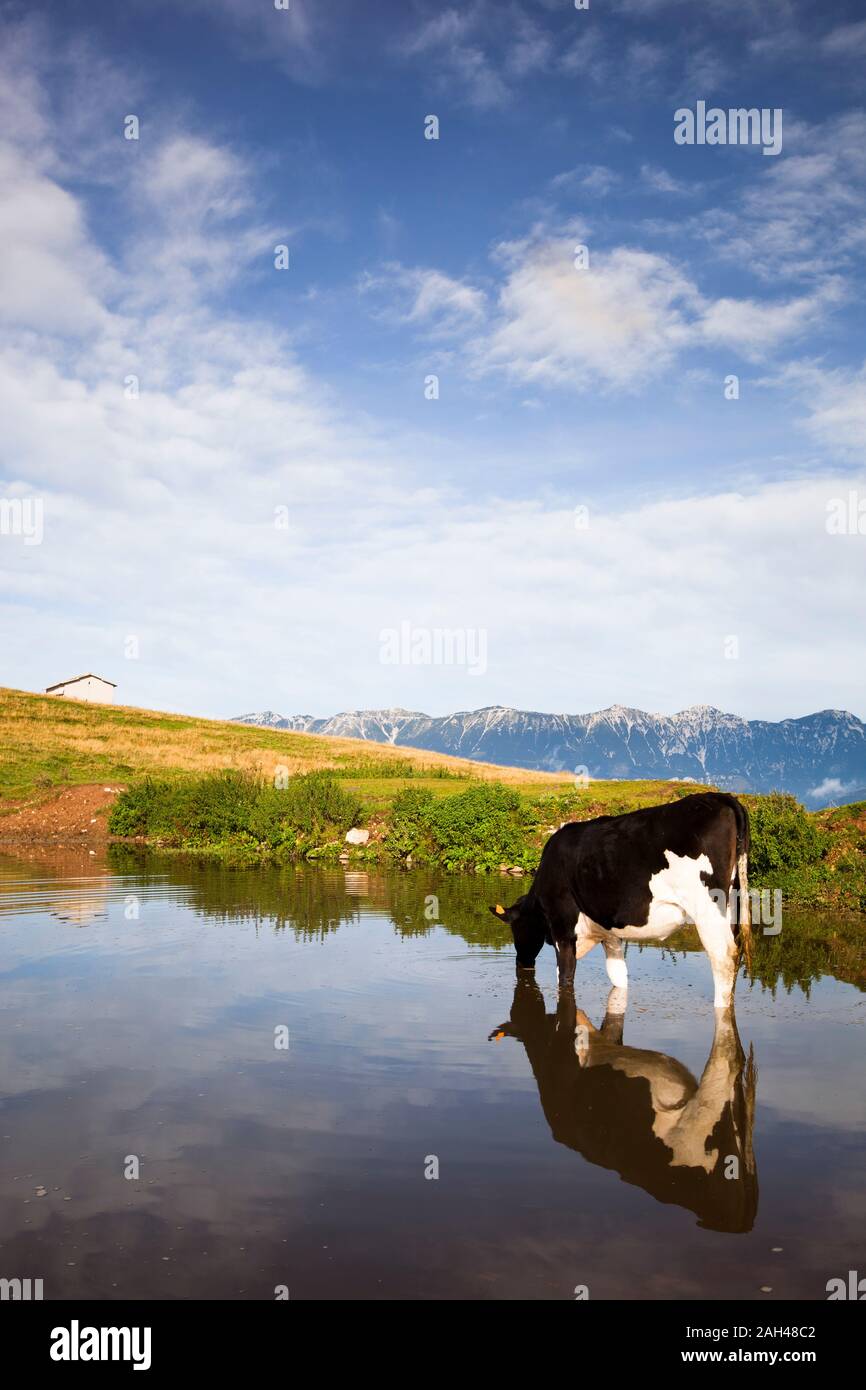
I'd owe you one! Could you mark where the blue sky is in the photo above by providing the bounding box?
[1,0,864,721]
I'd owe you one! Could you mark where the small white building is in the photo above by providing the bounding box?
[45,674,117,704]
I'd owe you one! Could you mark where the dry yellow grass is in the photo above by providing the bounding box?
[0,685,574,803]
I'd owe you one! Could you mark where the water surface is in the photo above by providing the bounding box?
[0,854,863,1300]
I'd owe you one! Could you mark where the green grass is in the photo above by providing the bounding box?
[331,757,470,780]
[0,684,576,804]
[109,770,364,860]
[106,771,612,867]
[105,771,866,918]
[107,770,710,868]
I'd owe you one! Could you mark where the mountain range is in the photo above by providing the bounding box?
[230,704,866,807]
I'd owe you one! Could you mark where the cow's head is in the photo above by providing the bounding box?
[490,895,547,970]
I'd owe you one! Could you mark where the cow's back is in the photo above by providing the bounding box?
[534,792,743,933]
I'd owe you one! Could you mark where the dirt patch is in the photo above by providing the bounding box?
[0,784,124,849]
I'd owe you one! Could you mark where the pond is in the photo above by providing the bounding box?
[0,853,863,1300]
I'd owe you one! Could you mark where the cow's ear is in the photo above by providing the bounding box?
[490,903,508,920]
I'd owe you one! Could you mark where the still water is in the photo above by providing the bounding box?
[0,853,863,1300]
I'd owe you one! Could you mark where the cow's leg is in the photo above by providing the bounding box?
[553,936,576,989]
[554,930,598,989]
[602,935,628,990]
[542,889,590,991]
[693,892,739,1010]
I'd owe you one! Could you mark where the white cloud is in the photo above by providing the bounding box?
[552,165,620,196]
[506,17,554,77]
[359,263,487,334]
[806,777,861,802]
[680,44,728,92]
[0,17,144,180]
[776,360,866,457]
[140,137,249,220]
[407,270,486,326]
[399,8,473,57]
[438,42,510,108]
[397,6,508,109]
[559,28,605,77]
[471,244,695,389]
[3,243,856,715]
[465,240,834,390]
[640,163,691,195]
[697,283,841,359]
[558,28,666,89]
[123,135,280,308]
[0,145,120,336]
[820,20,866,58]
[625,39,664,78]
[173,0,323,81]
[693,112,866,281]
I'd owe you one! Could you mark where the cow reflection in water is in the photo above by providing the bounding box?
[491,978,758,1233]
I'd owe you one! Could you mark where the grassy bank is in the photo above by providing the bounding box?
[106,768,866,912]
[107,769,703,869]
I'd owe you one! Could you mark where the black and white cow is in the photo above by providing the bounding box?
[491,792,751,1008]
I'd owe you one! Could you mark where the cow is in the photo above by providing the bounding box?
[488,976,758,1233]
[490,791,751,1008]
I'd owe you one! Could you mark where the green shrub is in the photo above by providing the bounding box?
[108,777,166,836]
[186,770,259,836]
[279,772,362,837]
[429,783,533,870]
[109,770,362,850]
[385,782,536,871]
[383,787,436,860]
[747,793,824,878]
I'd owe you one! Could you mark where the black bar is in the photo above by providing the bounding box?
[3,1298,860,1375]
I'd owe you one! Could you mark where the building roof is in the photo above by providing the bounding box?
[45,674,117,692]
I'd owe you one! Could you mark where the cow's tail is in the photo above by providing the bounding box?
[733,798,752,972]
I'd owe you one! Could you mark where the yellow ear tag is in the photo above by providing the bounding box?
[495,903,505,915]
[494,1032,505,1042]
